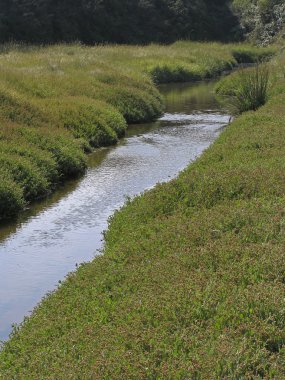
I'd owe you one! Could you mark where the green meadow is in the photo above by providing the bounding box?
[0,42,275,221]
[1,44,285,378]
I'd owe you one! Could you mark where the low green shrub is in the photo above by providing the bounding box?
[0,153,49,200]
[0,141,59,183]
[0,172,25,220]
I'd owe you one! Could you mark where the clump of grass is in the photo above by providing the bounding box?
[0,153,49,200]
[216,63,270,114]
[17,126,87,178]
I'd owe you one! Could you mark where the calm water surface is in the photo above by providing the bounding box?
[0,81,230,341]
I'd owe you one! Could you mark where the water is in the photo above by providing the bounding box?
[0,81,230,341]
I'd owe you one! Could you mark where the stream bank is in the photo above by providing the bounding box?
[0,80,230,341]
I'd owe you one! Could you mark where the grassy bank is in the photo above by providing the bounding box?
[0,47,284,377]
[0,42,275,221]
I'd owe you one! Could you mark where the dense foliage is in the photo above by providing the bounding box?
[233,0,285,45]
[0,0,240,44]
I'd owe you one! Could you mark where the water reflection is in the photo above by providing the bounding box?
[160,80,222,113]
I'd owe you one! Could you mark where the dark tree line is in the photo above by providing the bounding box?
[0,0,241,44]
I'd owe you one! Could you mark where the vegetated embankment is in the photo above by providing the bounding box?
[0,42,275,221]
[0,47,284,377]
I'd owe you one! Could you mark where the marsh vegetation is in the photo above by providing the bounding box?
[1,46,285,378]
[0,42,274,221]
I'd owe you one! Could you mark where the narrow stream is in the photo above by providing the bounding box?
[0,81,230,341]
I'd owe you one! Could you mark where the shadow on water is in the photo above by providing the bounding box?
[0,80,230,341]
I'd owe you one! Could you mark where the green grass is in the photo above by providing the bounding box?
[216,63,270,114]
[0,47,285,378]
[0,119,86,219]
[231,45,276,64]
[0,41,275,220]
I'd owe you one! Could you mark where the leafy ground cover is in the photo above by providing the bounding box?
[0,42,275,221]
[0,47,284,378]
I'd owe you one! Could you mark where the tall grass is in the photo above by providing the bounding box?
[216,63,270,114]
[239,63,270,111]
